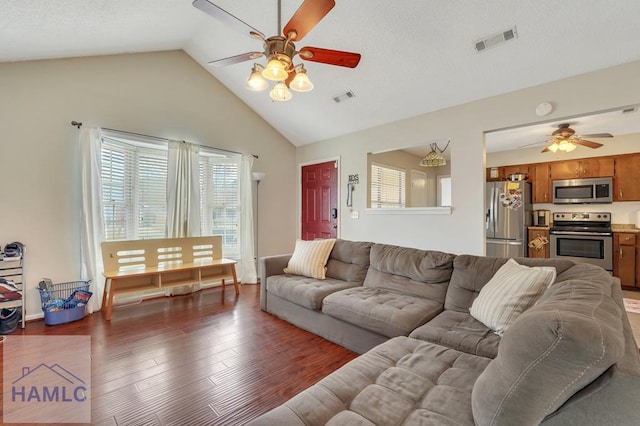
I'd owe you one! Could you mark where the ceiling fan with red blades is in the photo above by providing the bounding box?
[541,123,613,153]
[192,0,362,101]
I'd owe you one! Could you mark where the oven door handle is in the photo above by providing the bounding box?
[550,231,613,236]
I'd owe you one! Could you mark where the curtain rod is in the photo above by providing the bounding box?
[70,121,258,159]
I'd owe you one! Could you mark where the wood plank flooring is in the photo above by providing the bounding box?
[1,285,358,425]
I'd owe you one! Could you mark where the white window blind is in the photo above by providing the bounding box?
[101,138,167,241]
[371,163,406,208]
[199,156,241,259]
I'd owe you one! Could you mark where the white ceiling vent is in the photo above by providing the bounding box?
[622,107,638,114]
[333,91,356,103]
[474,27,518,53]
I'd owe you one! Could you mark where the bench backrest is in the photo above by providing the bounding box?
[101,236,223,273]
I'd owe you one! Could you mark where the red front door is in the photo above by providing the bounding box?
[301,161,338,240]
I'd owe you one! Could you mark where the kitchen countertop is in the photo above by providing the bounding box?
[529,226,550,231]
[613,224,640,233]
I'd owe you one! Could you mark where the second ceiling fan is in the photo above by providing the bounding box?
[541,123,613,153]
[192,0,362,101]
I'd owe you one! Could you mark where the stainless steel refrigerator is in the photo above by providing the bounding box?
[485,180,532,258]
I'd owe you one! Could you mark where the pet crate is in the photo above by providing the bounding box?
[38,280,92,325]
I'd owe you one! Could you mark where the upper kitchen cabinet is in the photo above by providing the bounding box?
[549,158,614,180]
[503,165,530,180]
[614,154,640,201]
[486,164,531,182]
[532,163,551,203]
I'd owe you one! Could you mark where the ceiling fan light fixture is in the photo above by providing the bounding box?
[270,82,292,101]
[262,58,289,81]
[558,139,576,152]
[290,66,314,92]
[245,64,268,91]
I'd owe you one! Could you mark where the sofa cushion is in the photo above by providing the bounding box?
[267,275,360,310]
[472,277,625,426]
[469,258,556,335]
[364,244,455,303]
[247,337,491,426]
[322,287,443,337]
[445,255,575,313]
[325,239,373,283]
[409,310,500,358]
[283,238,336,279]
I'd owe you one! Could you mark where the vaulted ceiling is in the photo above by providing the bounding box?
[3,0,640,149]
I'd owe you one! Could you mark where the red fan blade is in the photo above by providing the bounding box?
[299,47,361,68]
[574,139,604,149]
[193,0,264,39]
[208,52,263,67]
[283,0,335,41]
[581,133,613,138]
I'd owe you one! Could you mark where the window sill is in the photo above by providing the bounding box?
[366,207,452,215]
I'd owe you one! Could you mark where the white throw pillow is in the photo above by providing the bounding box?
[470,259,556,335]
[283,239,337,279]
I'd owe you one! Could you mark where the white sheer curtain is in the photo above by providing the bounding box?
[79,127,106,313]
[239,154,257,283]
[166,140,201,238]
[166,140,201,295]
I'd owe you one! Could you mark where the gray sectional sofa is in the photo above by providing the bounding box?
[253,239,640,425]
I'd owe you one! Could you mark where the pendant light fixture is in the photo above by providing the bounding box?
[419,140,451,167]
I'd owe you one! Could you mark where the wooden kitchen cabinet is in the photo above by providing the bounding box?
[486,164,531,182]
[503,165,530,180]
[532,163,551,203]
[614,154,640,201]
[614,233,637,288]
[528,229,550,258]
[550,158,614,180]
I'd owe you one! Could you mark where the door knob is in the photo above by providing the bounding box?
[332,224,337,229]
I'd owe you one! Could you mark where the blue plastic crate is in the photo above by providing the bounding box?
[38,280,92,326]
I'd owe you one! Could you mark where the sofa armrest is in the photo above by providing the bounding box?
[259,254,292,311]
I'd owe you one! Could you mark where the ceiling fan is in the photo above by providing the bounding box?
[192,0,362,101]
[541,123,613,153]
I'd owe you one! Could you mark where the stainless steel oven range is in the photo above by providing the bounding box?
[549,212,613,272]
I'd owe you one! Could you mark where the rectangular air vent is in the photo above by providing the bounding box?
[333,91,356,103]
[475,26,518,53]
[622,107,638,114]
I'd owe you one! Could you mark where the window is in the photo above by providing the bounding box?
[101,138,168,241]
[199,155,240,259]
[100,135,242,260]
[370,163,406,208]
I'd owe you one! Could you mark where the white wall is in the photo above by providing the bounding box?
[0,51,297,319]
[296,60,640,255]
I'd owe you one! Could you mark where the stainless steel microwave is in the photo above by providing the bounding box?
[552,177,613,204]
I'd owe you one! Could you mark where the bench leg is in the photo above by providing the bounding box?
[231,264,239,296]
[101,278,109,311]
[105,279,116,321]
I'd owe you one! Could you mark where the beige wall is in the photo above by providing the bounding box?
[296,60,640,255]
[0,50,296,319]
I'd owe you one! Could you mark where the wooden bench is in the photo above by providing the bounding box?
[101,236,238,320]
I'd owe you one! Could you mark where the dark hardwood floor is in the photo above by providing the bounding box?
[1,285,358,425]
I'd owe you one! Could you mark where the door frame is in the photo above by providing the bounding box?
[298,156,341,239]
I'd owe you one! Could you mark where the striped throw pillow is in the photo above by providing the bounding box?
[283,239,337,279]
[470,259,556,335]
